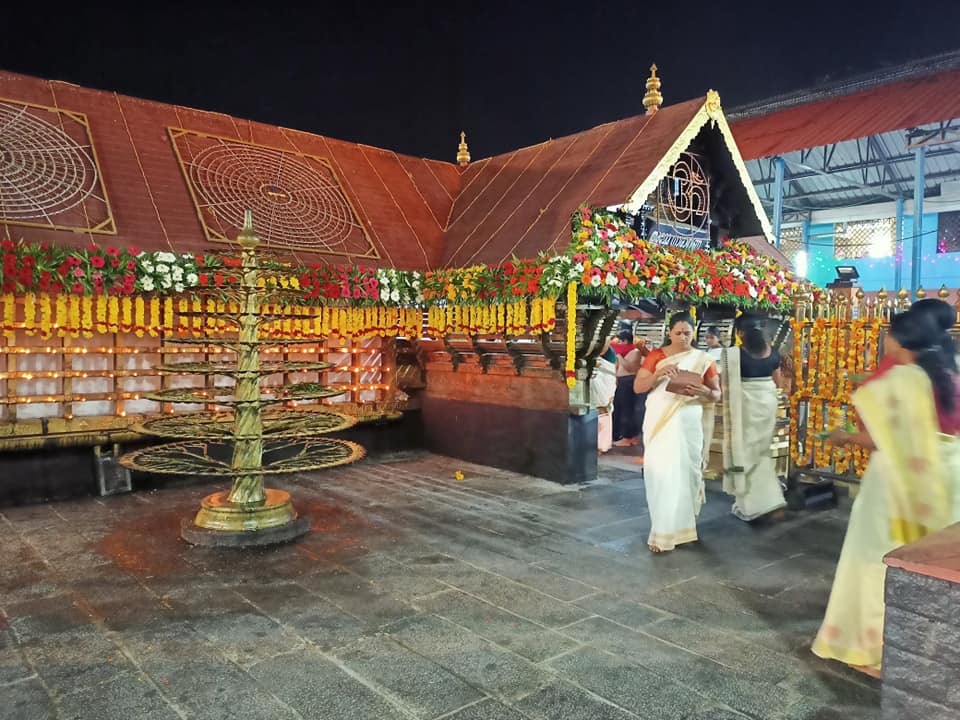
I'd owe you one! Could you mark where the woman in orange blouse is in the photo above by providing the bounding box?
[634,312,720,552]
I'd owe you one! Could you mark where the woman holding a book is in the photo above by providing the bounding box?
[634,312,720,553]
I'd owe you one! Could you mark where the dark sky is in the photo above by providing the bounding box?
[3,1,959,161]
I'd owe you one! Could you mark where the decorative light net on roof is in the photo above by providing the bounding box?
[169,129,377,258]
[0,100,113,233]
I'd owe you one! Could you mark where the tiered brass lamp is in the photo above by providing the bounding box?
[120,211,365,546]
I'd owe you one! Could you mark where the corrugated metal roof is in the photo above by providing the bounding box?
[743,121,960,212]
[731,68,960,160]
[733,63,960,212]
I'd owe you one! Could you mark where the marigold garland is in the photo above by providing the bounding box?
[163,298,174,335]
[55,295,67,338]
[790,316,883,477]
[23,293,36,336]
[39,294,52,340]
[565,281,577,389]
[135,297,146,337]
[3,294,15,341]
[68,295,80,338]
[108,296,120,334]
[121,297,132,333]
[81,296,93,338]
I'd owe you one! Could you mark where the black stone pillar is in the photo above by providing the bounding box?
[422,397,599,484]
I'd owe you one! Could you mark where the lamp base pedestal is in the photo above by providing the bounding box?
[180,488,310,547]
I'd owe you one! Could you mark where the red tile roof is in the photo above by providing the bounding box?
[731,68,960,160]
[1,70,771,270]
[0,71,458,269]
[442,99,705,267]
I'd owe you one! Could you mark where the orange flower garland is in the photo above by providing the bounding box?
[790,316,883,476]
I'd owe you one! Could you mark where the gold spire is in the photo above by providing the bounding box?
[456,131,471,166]
[705,89,722,117]
[643,64,663,115]
[238,209,259,250]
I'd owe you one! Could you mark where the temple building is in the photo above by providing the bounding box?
[0,65,784,489]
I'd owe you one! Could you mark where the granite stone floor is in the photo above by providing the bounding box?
[0,451,880,720]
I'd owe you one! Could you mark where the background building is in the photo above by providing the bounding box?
[731,50,960,295]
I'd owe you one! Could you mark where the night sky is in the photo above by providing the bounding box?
[3,1,959,162]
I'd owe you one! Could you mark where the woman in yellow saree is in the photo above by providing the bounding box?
[634,312,721,553]
[813,310,960,676]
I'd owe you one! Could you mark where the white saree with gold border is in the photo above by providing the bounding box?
[812,364,960,671]
[642,348,716,551]
[720,347,786,521]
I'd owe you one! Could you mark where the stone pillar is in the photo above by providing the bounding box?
[882,523,960,718]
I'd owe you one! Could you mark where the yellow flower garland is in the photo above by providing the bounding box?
[121,297,132,333]
[565,281,577,389]
[108,296,120,334]
[39,294,52,340]
[3,294,15,341]
[81,296,93,338]
[135,297,146,337]
[55,295,67,337]
[95,295,108,335]
[163,298,174,335]
[23,293,36,336]
[791,316,883,475]
[68,295,80,338]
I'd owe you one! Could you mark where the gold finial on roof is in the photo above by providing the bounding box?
[238,209,259,250]
[705,89,722,118]
[939,284,950,300]
[456,131,471,167]
[916,286,927,300]
[643,64,663,115]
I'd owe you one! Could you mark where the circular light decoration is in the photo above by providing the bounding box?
[0,101,101,223]
[182,139,372,255]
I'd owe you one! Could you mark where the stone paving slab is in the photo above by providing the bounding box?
[413,589,579,662]
[0,452,880,719]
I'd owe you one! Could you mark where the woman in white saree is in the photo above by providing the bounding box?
[721,314,787,522]
[634,313,721,553]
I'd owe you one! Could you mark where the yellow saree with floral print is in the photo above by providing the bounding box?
[812,363,959,671]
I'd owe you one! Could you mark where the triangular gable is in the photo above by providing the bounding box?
[441,92,775,268]
[623,91,775,245]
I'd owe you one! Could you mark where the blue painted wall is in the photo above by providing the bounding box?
[798,213,959,291]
